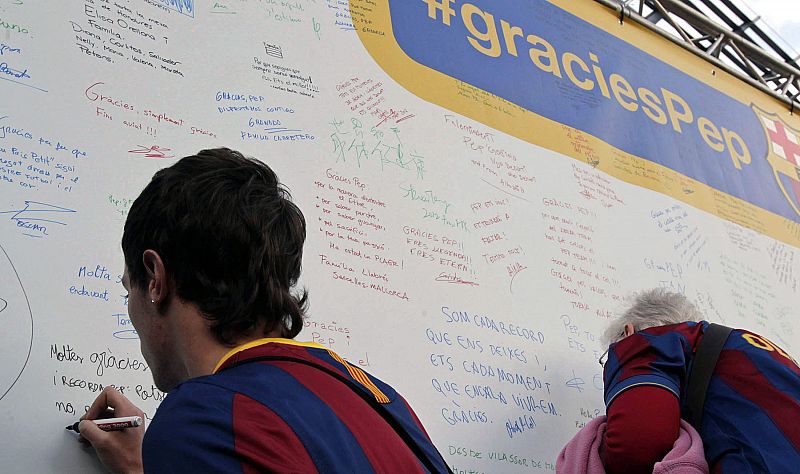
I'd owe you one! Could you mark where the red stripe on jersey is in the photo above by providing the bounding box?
[232,393,319,474]
[271,361,425,474]
[715,350,800,452]
[761,337,800,376]
[644,322,704,342]
[769,348,800,376]
[614,334,659,381]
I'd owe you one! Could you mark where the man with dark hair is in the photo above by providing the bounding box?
[78,148,450,473]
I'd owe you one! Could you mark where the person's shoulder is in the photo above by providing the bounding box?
[147,375,238,432]
[142,378,247,472]
[161,374,238,402]
[302,345,402,399]
[252,341,404,400]
[639,320,706,343]
[641,320,705,334]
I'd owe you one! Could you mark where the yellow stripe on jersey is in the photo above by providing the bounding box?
[327,350,391,404]
[213,338,328,373]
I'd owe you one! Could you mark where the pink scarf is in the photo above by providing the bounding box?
[556,416,708,473]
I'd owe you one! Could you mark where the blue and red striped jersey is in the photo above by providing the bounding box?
[143,339,448,473]
[603,321,800,473]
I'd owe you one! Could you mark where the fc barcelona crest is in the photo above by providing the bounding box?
[753,105,800,217]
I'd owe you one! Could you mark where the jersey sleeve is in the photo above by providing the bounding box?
[602,386,681,473]
[603,329,693,407]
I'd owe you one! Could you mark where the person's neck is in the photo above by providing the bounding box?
[171,304,284,379]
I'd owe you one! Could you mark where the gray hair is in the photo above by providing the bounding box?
[602,288,704,346]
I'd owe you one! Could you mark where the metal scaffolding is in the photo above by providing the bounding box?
[592,0,800,111]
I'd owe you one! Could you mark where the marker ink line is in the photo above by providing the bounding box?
[65,416,143,433]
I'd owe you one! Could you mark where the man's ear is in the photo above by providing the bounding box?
[623,323,635,337]
[142,249,168,305]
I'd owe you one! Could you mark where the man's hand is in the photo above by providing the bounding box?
[78,386,146,474]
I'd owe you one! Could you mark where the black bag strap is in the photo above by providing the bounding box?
[684,323,733,429]
[220,355,453,474]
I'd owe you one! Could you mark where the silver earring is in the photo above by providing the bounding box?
[151,299,155,303]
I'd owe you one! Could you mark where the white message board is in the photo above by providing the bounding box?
[0,1,798,472]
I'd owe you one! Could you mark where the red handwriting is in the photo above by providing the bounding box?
[507,262,527,292]
[375,108,416,127]
[337,76,416,126]
[572,163,624,207]
[541,201,620,316]
[435,272,480,286]
[85,81,214,138]
[128,145,173,159]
